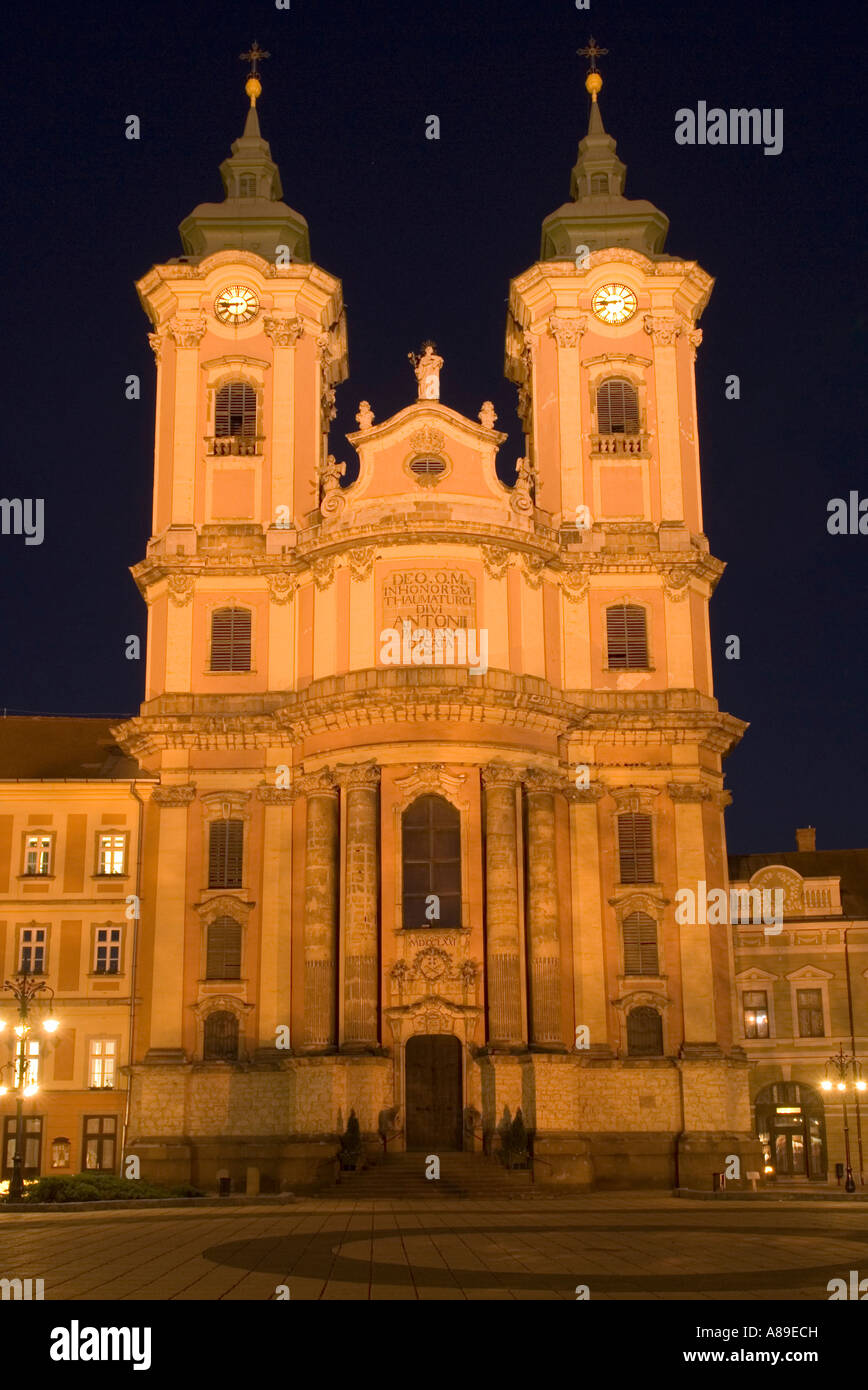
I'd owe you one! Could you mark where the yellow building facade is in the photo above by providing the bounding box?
[15,68,863,1193]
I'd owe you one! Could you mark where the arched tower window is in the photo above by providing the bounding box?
[206,917,242,979]
[215,382,257,438]
[238,174,257,198]
[626,1006,663,1057]
[622,911,659,975]
[606,604,649,669]
[596,378,640,435]
[203,1011,239,1061]
[617,812,654,884]
[402,794,461,929]
[210,607,252,672]
[590,173,609,194]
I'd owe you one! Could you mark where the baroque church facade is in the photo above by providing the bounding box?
[2,64,864,1193]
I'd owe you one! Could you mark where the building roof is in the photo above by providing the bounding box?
[728,849,868,919]
[0,716,141,780]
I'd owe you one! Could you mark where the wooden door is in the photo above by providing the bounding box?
[405,1034,463,1150]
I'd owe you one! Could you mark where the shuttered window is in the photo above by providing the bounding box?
[590,174,609,194]
[597,378,640,434]
[408,456,447,477]
[606,604,648,668]
[626,1006,663,1057]
[215,382,257,437]
[206,916,242,979]
[208,820,244,889]
[210,607,252,672]
[618,812,654,884]
[402,794,461,929]
[203,1011,239,1061]
[622,911,659,976]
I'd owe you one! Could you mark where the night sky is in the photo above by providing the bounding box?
[0,0,863,854]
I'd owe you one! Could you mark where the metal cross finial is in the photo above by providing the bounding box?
[577,37,608,72]
[240,41,271,77]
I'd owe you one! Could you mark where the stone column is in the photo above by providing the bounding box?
[340,761,380,1050]
[146,784,196,1060]
[298,769,339,1050]
[565,781,610,1052]
[524,770,564,1047]
[482,763,524,1046]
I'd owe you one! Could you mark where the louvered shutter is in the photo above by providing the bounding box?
[618,813,654,883]
[208,820,244,889]
[210,608,252,672]
[215,382,257,438]
[597,379,639,434]
[606,604,648,668]
[622,911,659,975]
[206,916,242,979]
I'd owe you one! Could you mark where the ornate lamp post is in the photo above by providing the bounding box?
[821,1047,867,1193]
[0,970,59,1201]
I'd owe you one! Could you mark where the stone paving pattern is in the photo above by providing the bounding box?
[2,1194,868,1300]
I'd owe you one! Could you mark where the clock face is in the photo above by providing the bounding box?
[214,284,260,325]
[591,283,638,325]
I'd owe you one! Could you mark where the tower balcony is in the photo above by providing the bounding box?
[590,432,648,456]
[206,435,264,457]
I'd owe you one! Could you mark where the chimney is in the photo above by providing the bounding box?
[796,827,816,853]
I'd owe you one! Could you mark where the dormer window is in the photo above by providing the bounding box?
[408,456,446,478]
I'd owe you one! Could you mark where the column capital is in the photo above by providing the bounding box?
[667,780,712,803]
[523,767,566,796]
[481,761,522,789]
[295,766,339,797]
[167,313,207,348]
[336,759,380,790]
[263,314,304,346]
[256,785,296,805]
[547,314,588,348]
[564,782,606,804]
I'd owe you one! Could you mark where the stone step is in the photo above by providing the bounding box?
[325,1154,534,1196]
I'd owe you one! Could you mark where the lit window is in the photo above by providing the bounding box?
[20,926,47,974]
[97,833,127,875]
[50,1138,71,1169]
[24,834,52,876]
[88,1039,117,1089]
[94,927,122,975]
[83,1115,117,1172]
[743,990,770,1038]
[15,1037,40,1087]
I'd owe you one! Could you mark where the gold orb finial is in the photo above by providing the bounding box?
[585,71,603,100]
[240,42,270,107]
[578,37,608,101]
[245,74,262,107]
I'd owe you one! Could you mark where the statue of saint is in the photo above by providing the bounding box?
[356,400,375,430]
[478,401,497,430]
[407,342,443,400]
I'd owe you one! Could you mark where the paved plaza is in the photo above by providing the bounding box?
[2,1194,868,1300]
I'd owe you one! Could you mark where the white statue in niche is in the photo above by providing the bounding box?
[408,342,443,400]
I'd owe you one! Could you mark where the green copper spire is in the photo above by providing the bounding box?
[541,50,669,260]
[179,53,311,263]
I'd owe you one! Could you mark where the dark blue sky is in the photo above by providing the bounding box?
[0,0,863,854]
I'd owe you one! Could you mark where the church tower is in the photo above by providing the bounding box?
[117,52,762,1192]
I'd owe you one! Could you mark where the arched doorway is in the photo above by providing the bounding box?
[405,1034,463,1150]
[755,1082,827,1180]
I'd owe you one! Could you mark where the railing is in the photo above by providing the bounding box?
[590,433,647,455]
[206,435,264,457]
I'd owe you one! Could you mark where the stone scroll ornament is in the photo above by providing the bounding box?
[511,455,537,513]
[319,454,346,520]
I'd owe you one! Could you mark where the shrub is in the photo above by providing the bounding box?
[14,1173,204,1204]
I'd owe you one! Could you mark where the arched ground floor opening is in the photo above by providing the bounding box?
[755,1081,827,1180]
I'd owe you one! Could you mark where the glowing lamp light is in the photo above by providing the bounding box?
[837,1082,847,1092]
[0,1086,7,1097]
[0,1019,6,1032]
[13,1025,25,1037]
[857,1080,868,1092]
[763,1164,775,1174]
[23,1084,38,1098]
[821,1079,833,1091]
[42,1017,59,1034]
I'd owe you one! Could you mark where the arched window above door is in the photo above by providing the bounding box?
[402,794,461,929]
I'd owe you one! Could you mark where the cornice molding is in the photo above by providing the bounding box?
[151,784,196,807]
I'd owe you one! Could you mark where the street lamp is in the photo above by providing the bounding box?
[0,969,58,1202]
[821,1046,867,1194]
